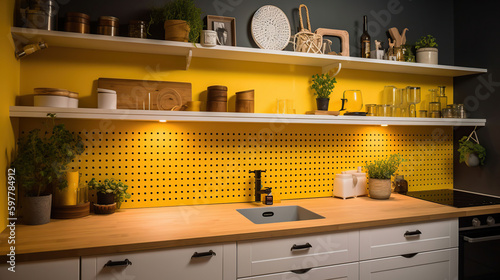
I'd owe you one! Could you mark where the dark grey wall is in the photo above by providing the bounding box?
[453,0,500,195]
[52,0,455,64]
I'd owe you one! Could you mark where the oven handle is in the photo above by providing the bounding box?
[463,234,500,243]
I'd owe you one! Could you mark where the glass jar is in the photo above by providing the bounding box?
[442,108,454,118]
[419,110,428,118]
[129,20,147,38]
[365,104,377,116]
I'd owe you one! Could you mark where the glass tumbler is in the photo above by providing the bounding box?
[406,86,421,117]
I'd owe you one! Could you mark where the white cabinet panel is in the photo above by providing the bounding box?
[82,243,235,280]
[0,258,79,280]
[359,248,458,280]
[239,262,358,280]
[359,219,458,260]
[238,231,359,277]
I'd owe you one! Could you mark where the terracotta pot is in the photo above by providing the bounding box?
[416,47,438,64]
[316,98,330,111]
[164,20,190,42]
[369,178,392,199]
[23,194,52,225]
[97,192,115,205]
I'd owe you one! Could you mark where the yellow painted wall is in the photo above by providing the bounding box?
[0,0,20,231]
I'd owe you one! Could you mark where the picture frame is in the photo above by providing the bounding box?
[206,15,236,46]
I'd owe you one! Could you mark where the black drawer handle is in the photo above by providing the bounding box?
[291,243,312,251]
[404,230,422,237]
[291,268,312,274]
[104,259,132,267]
[191,250,216,258]
[401,253,418,258]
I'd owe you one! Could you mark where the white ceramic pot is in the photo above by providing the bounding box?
[369,178,392,199]
[98,91,117,109]
[68,98,78,108]
[201,30,217,47]
[466,153,480,167]
[416,47,438,64]
[34,95,69,108]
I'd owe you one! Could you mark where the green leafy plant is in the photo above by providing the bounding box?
[148,0,203,43]
[88,178,131,208]
[401,44,415,62]
[458,136,486,165]
[415,35,438,50]
[310,73,337,98]
[365,154,406,179]
[11,114,85,196]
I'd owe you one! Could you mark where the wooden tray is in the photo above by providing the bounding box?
[51,202,90,219]
[98,78,192,110]
[306,110,340,115]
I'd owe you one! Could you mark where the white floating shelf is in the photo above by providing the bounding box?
[10,106,486,127]
[12,27,487,77]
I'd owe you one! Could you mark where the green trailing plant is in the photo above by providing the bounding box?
[401,44,415,62]
[88,178,131,208]
[148,0,203,43]
[458,136,486,165]
[11,114,85,196]
[365,154,406,179]
[415,35,438,50]
[310,73,337,98]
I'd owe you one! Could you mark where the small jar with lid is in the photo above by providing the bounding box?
[129,20,147,38]
[98,16,119,36]
[65,12,90,34]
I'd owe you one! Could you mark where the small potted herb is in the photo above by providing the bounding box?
[88,178,131,214]
[149,0,203,43]
[310,72,337,110]
[415,35,438,64]
[364,154,405,199]
[458,136,486,167]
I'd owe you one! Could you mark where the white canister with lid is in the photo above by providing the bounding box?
[333,172,358,199]
[68,91,79,108]
[344,166,368,197]
[97,88,117,109]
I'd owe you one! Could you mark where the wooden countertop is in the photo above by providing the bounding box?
[2,194,500,262]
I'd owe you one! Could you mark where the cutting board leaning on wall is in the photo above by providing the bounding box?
[97,78,192,110]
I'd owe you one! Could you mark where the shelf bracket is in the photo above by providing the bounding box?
[186,49,193,70]
[322,62,342,77]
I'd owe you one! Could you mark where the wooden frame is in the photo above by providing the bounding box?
[206,15,236,46]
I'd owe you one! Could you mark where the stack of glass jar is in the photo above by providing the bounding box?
[365,85,467,118]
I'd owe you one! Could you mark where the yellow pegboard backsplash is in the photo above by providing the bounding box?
[19,119,453,208]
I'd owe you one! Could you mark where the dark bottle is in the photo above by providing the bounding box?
[360,15,371,58]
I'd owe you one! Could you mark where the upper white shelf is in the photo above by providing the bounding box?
[12,27,487,77]
[10,106,486,127]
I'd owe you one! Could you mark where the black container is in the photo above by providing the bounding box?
[316,98,330,111]
[96,192,115,205]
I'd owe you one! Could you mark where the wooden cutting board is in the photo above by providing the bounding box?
[97,78,192,110]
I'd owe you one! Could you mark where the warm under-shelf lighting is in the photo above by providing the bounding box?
[159,120,167,123]
[381,124,388,127]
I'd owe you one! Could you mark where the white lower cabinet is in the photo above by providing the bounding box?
[0,257,79,280]
[81,243,236,280]
[237,231,359,279]
[239,262,359,280]
[359,248,458,280]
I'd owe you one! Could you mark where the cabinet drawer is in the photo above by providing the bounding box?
[359,219,458,260]
[82,243,235,280]
[239,262,358,280]
[359,248,458,280]
[237,231,359,277]
[0,258,79,280]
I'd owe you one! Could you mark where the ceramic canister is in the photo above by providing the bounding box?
[201,30,217,47]
[97,88,117,109]
[333,172,358,199]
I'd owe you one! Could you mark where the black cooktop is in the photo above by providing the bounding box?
[405,189,500,208]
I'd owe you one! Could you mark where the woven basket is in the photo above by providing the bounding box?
[293,4,322,54]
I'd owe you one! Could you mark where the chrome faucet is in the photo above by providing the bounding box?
[249,170,270,202]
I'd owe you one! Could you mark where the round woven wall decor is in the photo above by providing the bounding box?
[251,5,291,50]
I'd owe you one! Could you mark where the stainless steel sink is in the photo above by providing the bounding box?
[237,205,325,224]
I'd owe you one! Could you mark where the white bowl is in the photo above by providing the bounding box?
[34,95,69,108]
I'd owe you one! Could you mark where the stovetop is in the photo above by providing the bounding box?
[404,189,500,208]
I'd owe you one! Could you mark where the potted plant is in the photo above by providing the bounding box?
[415,35,438,64]
[88,178,131,214]
[364,154,405,199]
[311,72,337,110]
[11,115,84,225]
[149,0,203,43]
[458,136,486,167]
